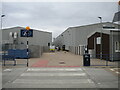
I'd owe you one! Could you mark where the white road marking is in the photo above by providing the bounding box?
[82,68,86,70]
[3,69,12,72]
[110,69,120,74]
[110,69,115,71]
[97,83,101,84]
[21,73,86,76]
[88,79,94,83]
[13,79,93,84]
[113,68,119,70]
[116,72,119,74]
[27,68,83,71]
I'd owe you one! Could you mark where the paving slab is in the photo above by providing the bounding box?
[2,51,118,68]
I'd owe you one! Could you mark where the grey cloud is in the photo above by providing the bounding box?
[2,2,118,37]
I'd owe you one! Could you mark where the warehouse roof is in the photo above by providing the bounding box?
[2,26,52,34]
[56,22,120,38]
[87,29,120,38]
[87,31,110,38]
[69,22,120,29]
[113,11,120,22]
[102,29,120,31]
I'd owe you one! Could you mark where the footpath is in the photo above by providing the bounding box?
[2,51,118,68]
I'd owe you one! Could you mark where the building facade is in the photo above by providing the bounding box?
[87,30,120,61]
[88,32,110,60]
[54,22,119,55]
[109,30,120,61]
[1,27,52,58]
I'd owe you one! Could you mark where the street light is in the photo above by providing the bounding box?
[98,16,102,23]
[98,16,102,60]
[1,15,5,29]
[1,15,5,66]
[1,15,5,56]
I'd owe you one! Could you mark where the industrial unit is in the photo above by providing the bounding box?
[54,22,120,61]
[109,30,120,61]
[54,22,119,52]
[87,30,120,61]
[88,32,110,59]
[1,27,52,58]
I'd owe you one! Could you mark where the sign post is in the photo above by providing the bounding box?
[20,26,33,67]
[26,26,30,67]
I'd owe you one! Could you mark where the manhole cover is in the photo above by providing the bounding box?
[59,61,65,64]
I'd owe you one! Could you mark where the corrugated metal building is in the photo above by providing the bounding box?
[1,27,52,58]
[54,22,119,56]
[87,30,120,61]
[109,30,120,61]
[113,11,120,22]
[88,32,110,59]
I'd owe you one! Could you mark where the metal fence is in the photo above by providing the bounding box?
[69,46,119,67]
[2,44,50,58]
[1,43,50,66]
[90,54,119,67]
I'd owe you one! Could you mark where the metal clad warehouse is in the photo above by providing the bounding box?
[54,22,120,61]
[1,27,52,58]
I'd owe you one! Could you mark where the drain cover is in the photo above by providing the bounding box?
[59,61,65,64]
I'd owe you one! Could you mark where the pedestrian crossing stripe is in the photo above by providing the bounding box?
[13,79,94,84]
[21,73,86,76]
[27,68,83,71]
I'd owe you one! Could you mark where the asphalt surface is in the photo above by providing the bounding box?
[2,67,119,89]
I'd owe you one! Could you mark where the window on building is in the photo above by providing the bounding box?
[115,41,120,52]
[96,37,101,44]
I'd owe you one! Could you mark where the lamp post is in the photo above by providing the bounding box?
[1,15,5,29]
[98,16,102,60]
[1,15,5,55]
[1,15,5,66]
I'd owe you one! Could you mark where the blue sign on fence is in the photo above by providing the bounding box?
[21,29,33,37]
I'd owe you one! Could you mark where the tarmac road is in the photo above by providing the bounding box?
[2,67,119,89]
[1,51,119,90]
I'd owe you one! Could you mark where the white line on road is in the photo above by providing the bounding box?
[3,69,12,72]
[27,68,83,71]
[116,72,119,74]
[88,79,94,83]
[110,69,115,71]
[21,73,86,76]
[13,79,93,84]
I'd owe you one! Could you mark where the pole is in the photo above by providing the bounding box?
[25,26,30,67]
[98,17,102,60]
[100,18,102,60]
[26,31,29,67]
[106,56,108,66]
[1,15,2,30]
[1,15,5,63]
[111,30,114,62]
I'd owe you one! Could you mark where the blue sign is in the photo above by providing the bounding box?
[21,29,33,37]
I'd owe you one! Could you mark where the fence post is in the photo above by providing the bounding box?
[106,55,108,66]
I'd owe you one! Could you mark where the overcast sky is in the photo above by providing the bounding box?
[1,2,118,38]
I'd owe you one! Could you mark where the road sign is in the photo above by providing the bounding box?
[20,29,33,37]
